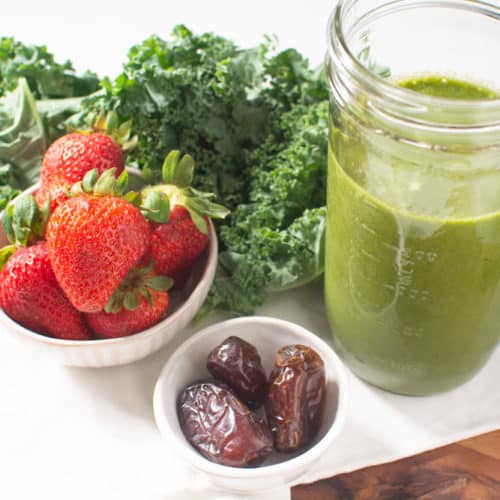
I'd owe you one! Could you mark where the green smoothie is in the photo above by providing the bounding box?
[399,76,498,100]
[325,77,500,395]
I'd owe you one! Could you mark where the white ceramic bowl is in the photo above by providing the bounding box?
[153,316,350,493]
[0,173,217,367]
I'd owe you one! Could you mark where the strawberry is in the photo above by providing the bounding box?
[141,151,229,278]
[36,112,137,211]
[87,289,169,338]
[0,242,92,340]
[86,267,172,338]
[45,170,154,313]
[34,183,69,213]
[151,205,209,277]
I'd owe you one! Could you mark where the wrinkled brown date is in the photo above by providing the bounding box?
[207,336,267,408]
[265,344,326,453]
[178,380,273,467]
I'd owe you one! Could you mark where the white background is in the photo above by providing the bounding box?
[1,0,334,79]
[1,2,500,500]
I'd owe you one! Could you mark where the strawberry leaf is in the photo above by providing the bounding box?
[143,151,229,229]
[123,190,141,206]
[36,194,51,238]
[2,204,15,243]
[161,150,195,188]
[94,168,118,195]
[104,294,122,314]
[124,291,139,311]
[105,264,170,314]
[82,168,98,192]
[105,111,119,133]
[10,194,46,246]
[140,191,170,223]
[84,111,138,154]
[116,169,129,195]
[0,194,49,264]
[141,259,155,274]
[139,288,154,307]
[186,206,209,235]
[70,168,134,202]
[175,154,195,188]
[13,195,37,235]
[161,150,180,184]
[145,275,173,291]
[0,244,17,271]
[70,181,84,196]
[185,188,230,220]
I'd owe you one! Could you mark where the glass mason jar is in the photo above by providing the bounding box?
[325,0,500,395]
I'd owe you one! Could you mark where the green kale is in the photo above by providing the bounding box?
[0,78,46,193]
[0,39,100,207]
[205,101,329,313]
[81,25,329,314]
[82,26,326,207]
[206,206,326,314]
[0,77,93,204]
[37,95,88,143]
[82,25,261,208]
[0,37,99,99]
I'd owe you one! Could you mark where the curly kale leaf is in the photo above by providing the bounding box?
[82,26,325,208]
[82,25,265,208]
[203,100,329,313]
[205,206,326,314]
[81,25,329,314]
[0,37,99,99]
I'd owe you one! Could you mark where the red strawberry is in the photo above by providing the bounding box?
[151,205,209,277]
[87,288,170,338]
[37,132,124,210]
[86,265,173,338]
[42,132,124,184]
[34,184,69,213]
[46,193,150,313]
[140,151,229,279]
[37,112,137,211]
[0,242,92,340]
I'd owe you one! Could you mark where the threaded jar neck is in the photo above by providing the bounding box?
[326,0,500,142]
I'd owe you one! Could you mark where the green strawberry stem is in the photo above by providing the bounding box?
[161,150,194,187]
[142,184,229,235]
[70,168,170,224]
[70,110,138,153]
[141,150,230,235]
[70,168,128,197]
[104,263,173,314]
[0,193,50,270]
[0,245,17,270]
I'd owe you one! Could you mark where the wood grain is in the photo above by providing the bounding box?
[291,430,500,500]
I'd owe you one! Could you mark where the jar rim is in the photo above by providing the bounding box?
[327,0,500,123]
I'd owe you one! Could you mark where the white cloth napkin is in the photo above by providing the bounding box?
[1,280,499,500]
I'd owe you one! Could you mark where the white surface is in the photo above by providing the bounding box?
[1,2,500,500]
[1,280,499,500]
[154,317,349,493]
[0,0,334,78]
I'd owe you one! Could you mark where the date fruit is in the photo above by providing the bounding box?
[207,336,267,408]
[178,380,273,467]
[265,344,326,453]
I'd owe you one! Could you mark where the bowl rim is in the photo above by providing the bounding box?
[0,171,218,347]
[153,315,350,479]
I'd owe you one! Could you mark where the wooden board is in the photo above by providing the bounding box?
[291,430,500,499]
